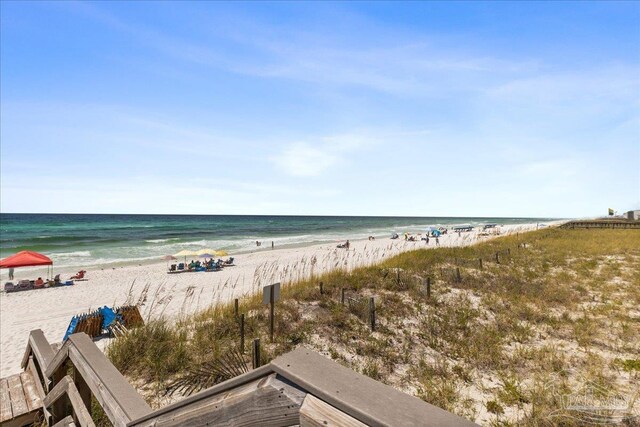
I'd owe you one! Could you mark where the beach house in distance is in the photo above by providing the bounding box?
[626,210,640,221]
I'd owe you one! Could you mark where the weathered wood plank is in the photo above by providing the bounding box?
[133,373,305,427]
[65,379,96,427]
[19,371,42,412]
[300,394,366,427]
[44,339,71,379]
[43,376,73,409]
[27,358,46,399]
[271,348,478,426]
[129,365,273,426]
[21,329,56,373]
[28,357,51,421]
[7,374,28,418]
[53,415,77,427]
[66,333,150,426]
[43,375,95,427]
[0,378,13,422]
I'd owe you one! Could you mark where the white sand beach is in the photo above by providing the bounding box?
[0,222,555,376]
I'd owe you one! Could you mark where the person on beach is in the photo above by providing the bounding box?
[426,236,429,245]
[8,268,14,280]
[35,277,44,287]
[436,237,440,246]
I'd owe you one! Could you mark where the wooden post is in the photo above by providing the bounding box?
[240,314,245,353]
[456,267,461,283]
[427,277,431,299]
[252,339,261,369]
[369,297,376,331]
[341,288,345,305]
[495,252,500,264]
[74,365,91,417]
[319,281,324,295]
[479,258,483,270]
[269,290,275,343]
[234,298,239,318]
[50,363,67,423]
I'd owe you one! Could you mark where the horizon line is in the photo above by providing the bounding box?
[0,212,565,219]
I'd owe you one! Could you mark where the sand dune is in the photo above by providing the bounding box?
[0,222,552,376]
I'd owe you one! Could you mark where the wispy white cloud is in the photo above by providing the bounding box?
[271,143,340,177]
[269,131,382,177]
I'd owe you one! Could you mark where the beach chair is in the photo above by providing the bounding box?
[70,270,86,280]
[17,280,33,291]
[4,282,15,292]
[178,263,185,270]
[169,264,177,272]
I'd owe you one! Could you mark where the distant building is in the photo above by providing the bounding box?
[627,210,640,221]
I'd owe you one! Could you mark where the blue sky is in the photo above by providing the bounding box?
[1,1,638,217]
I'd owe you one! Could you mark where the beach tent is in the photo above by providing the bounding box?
[0,250,54,279]
[0,251,53,268]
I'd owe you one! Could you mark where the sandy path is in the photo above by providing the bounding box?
[0,222,550,376]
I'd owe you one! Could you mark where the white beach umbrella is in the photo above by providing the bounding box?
[174,249,198,263]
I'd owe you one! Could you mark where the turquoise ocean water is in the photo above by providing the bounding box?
[0,214,554,269]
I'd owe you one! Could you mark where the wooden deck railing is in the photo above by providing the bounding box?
[42,376,94,427]
[561,220,640,229]
[11,329,478,427]
[19,329,151,427]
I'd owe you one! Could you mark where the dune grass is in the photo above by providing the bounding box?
[106,228,640,425]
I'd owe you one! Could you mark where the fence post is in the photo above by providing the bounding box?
[234,298,239,318]
[495,252,500,264]
[456,267,461,283]
[341,288,345,305]
[369,297,376,331]
[240,314,245,353]
[479,258,483,270]
[319,281,324,295]
[269,290,275,343]
[73,365,92,417]
[252,338,261,369]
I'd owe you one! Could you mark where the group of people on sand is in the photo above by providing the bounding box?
[399,232,440,246]
[420,235,439,246]
[189,259,215,270]
[337,240,350,249]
